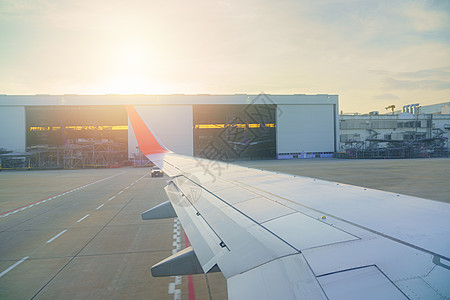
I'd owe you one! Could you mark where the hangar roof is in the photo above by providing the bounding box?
[0,94,338,106]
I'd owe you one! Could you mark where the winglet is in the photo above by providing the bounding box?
[126,105,169,155]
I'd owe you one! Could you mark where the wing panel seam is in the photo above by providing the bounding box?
[233,179,450,262]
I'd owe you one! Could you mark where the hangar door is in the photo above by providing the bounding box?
[277,105,335,157]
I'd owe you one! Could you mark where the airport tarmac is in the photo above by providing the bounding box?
[235,157,450,203]
[0,167,226,300]
[0,158,448,300]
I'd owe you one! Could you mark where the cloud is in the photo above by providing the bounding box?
[372,66,450,94]
[398,66,450,79]
[372,93,400,100]
[373,66,450,79]
[0,0,449,114]
[384,78,450,90]
[403,2,449,32]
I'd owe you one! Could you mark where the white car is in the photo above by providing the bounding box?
[151,166,163,177]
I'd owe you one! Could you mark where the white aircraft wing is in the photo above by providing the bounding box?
[127,106,450,300]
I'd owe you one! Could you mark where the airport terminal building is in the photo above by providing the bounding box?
[0,94,339,167]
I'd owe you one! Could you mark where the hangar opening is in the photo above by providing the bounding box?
[25,106,128,168]
[26,106,127,146]
[193,104,277,160]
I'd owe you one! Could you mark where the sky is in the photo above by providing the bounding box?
[0,0,449,112]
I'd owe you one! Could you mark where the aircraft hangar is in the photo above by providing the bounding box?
[0,94,339,165]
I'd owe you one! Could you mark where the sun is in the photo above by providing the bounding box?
[118,46,147,73]
[100,43,158,94]
[106,75,153,94]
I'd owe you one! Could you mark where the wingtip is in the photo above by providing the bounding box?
[126,105,169,155]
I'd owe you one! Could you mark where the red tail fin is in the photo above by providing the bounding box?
[126,106,169,155]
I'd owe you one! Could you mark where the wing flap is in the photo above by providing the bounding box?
[227,254,326,300]
[317,266,408,300]
[169,174,297,278]
[165,182,226,273]
[262,212,358,251]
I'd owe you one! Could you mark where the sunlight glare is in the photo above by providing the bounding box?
[106,75,153,94]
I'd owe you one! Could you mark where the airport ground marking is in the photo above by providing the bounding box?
[30,192,137,299]
[169,218,182,300]
[77,214,90,223]
[46,230,67,244]
[184,233,196,300]
[0,256,29,278]
[0,171,148,283]
[0,171,125,218]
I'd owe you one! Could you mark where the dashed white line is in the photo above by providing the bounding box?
[46,230,67,244]
[95,204,105,210]
[76,214,90,223]
[0,172,126,219]
[169,218,182,299]
[108,196,116,201]
[118,191,123,195]
[0,256,29,278]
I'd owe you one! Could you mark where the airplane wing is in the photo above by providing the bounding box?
[127,106,450,299]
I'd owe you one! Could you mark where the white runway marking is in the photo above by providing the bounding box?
[46,230,67,244]
[0,172,126,219]
[118,190,123,195]
[168,218,182,300]
[76,214,90,223]
[108,196,116,201]
[0,256,29,278]
[95,204,104,210]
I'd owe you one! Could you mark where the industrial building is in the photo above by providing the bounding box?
[0,94,339,169]
[339,102,450,158]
